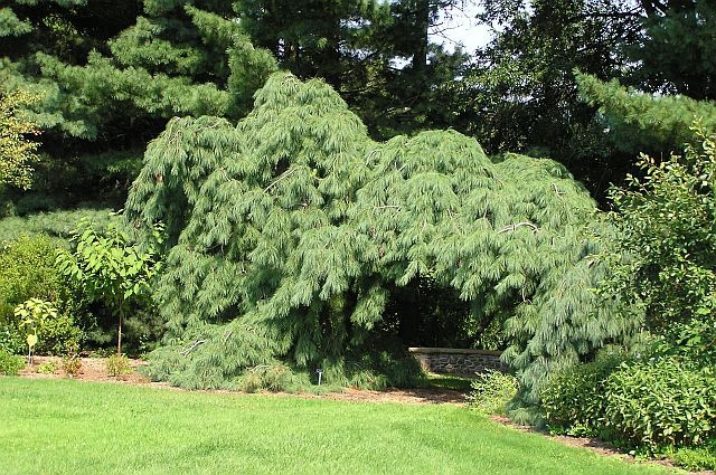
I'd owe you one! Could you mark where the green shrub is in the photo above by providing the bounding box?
[540,350,625,436]
[0,235,82,355]
[37,360,58,374]
[654,318,716,368]
[468,370,519,416]
[604,359,716,448]
[660,440,716,471]
[106,354,133,378]
[237,364,294,393]
[0,348,25,375]
[0,209,115,245]
[0,235,66,322]
[13,298,82,356]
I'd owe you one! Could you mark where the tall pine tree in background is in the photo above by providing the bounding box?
[577,72,716,157]
[631,1,716,101]
[0,0,276,213]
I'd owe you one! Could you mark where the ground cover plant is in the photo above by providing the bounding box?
[0,378,673,475]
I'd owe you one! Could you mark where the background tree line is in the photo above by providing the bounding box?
[2,0,713,210]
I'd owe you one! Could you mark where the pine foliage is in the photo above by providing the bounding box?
[128,72,633,396]
[577,73,716,155]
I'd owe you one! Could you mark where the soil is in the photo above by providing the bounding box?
[21,355,150,385]
[14,356,714,474]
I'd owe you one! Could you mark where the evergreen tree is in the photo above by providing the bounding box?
[127,72,635,399]
[0,0,141,139]
[453,0,644,197]
[577,73,716,156]
[235,0,468,138]
[631,1,716,101]
[33,0,277,140]
[0,0,276,212]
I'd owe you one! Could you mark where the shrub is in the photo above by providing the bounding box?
[653,318,716,368]
[604,359,716,448]
[238,364,294,393]
[468,370,519,416]
[37,360,58,374]
[660,440,716,471]
[106,354,133,378]
[13,298,81,356]
[0,209,115,244]
[62,343,82,378]
[0,235,68,353]
[0,348,24,375]
[540,350,625,436]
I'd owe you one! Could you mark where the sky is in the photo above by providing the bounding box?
[429,2,493,53]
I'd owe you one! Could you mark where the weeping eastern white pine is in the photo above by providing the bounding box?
[126,72,637,397]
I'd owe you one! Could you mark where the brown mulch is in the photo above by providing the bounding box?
[19,356,469,405]
[14,356,713,474]
[20,355,150,385]
[276,387,468,405]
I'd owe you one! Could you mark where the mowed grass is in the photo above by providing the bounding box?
[0,378,673,475]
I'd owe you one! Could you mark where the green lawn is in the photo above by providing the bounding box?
[0,378,674,474]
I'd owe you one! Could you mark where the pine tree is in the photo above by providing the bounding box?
[577,73,716,156]
[0,0,276,211]
[632,1,716,101]
[33,0,277,139]
[127,72,634,398]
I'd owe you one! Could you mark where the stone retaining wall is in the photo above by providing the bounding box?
[408,347,506,376]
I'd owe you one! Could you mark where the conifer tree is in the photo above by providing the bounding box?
[32,0,277,139]
[127,72,634,398]
[0,0,276,211]
[577,73,716,156]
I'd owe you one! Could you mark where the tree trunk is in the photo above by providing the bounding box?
[412,0,430,74]
[117,305,123,355]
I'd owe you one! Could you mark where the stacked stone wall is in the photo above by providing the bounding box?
[408,347,506,376]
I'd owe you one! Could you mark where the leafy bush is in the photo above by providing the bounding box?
[540,350,625,436]
[37,360,58,374]
[660,440,716,471]
[0,348,24,375]
[606,129,716,340]
[0,235,66,321]
[652,318,716,368]
[604,359,716,448]
[468,370,519,416]
[0,235,80,354]
[106,354,133,378]
[0,209,115,245]
[13,298,81,356]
